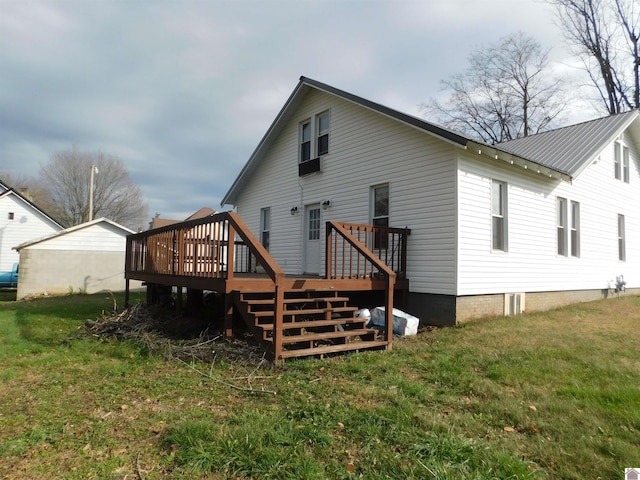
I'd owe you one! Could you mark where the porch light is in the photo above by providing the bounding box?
[290,206,298,215]
[322,200,331,210]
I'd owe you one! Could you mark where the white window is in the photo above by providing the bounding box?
[557,197,567,256]
[615,142,630,183]
[371,183,389,249]
[492,180,507,251]
[299,111,329,164]
[260,207,270,251]
[570,201,580,257]
[618,214,626,261]
[300,121,311,163]
[623,145,630,183]
[316,112,329,156]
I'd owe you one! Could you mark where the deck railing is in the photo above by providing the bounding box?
[125,214,411,360]
[326,222,410,280]
[325,221,410,347]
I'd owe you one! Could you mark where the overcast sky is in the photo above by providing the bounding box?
[1,0,598,221]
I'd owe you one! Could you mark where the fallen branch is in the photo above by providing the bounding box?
[175,357,276,395]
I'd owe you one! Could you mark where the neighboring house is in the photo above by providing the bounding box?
[222,76,640,325]
[14,217,142,299]
[150,207,217,229]
[0,179,63,272]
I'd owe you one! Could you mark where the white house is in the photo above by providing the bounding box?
[14,217,141,299]
[221,76,640,325]
[0,180,63,272]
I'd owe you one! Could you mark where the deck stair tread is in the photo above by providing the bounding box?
[278,328,375,344]
[252,306,357,317]
[278,340,389,359]
[258,318,367,330]
[244,296,350,305]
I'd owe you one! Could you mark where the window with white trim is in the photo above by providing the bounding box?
[300,121,311,163]
[623,145,630,183]
[299,111,330,164]
[557,197,580,257]
[557,197,567,256]
[316,112,329,156]
[615,141,630,183]
[492,180,507,251]
[260,207,270,251]
[570,201,580,257]
[371,183,389,249]
[618,214,626,261]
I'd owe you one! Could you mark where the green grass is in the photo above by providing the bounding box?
[1,292,639,478]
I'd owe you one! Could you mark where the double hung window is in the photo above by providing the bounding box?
[492,180,507,251]
[299,111,330,163]
[260,207,270,251]
[618,214,626,261]
[371,184,389,249]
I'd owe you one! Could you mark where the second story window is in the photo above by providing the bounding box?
[300,121,311,163]
[615,141,630,183]
[316,112,329,156]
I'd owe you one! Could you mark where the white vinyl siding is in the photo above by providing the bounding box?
[22,222,129,251]
[0,192,62,270]
[458,129,640,295]
[235,88,456,293]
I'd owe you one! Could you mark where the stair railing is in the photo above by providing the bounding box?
[325,221,398,347]
[125,211,287,360]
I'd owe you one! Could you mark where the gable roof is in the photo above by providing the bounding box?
[14,217,133,251]
[498,109,640,177]
[0,187,64,229]
[222,77,633,206]
[222,76,473,206]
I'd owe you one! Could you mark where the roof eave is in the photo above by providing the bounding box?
[466,141,573,183]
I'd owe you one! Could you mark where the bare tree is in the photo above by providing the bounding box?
[38,146,148,230]
[551,0,639,113]
[422,32,566,144]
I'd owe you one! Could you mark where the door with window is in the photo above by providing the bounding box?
[304,204,321,274]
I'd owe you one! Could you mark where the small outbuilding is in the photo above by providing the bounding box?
[14,218,140,299]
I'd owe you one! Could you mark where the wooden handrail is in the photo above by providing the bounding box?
[326,221,396,347]
[125,211,287,361]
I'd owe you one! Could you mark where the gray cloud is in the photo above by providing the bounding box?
[1,0,580,221]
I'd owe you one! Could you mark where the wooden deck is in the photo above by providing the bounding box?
[125,211,410,362]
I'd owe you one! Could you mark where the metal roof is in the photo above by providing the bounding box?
[222,77,640,206]
[497,110,640,177]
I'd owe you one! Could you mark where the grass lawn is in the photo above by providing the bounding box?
[0,291,639,479]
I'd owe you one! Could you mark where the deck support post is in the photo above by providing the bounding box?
[273,281,285,364]
[124,278,130,308]
[224,292,234,338]
[176,286,183,317]
[385,276,395,350]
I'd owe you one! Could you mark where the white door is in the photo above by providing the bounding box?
[304,204,321,274]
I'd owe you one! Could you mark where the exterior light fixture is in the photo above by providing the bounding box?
[290,206,298,215]
[322,200,331,210]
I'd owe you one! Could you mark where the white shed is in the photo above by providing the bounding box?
[14,218,141,299]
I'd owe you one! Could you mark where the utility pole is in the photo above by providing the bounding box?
[88,165,98,221]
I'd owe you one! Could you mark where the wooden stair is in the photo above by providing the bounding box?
[234,290,388,361]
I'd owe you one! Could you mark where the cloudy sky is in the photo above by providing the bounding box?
[1,0,597,221]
